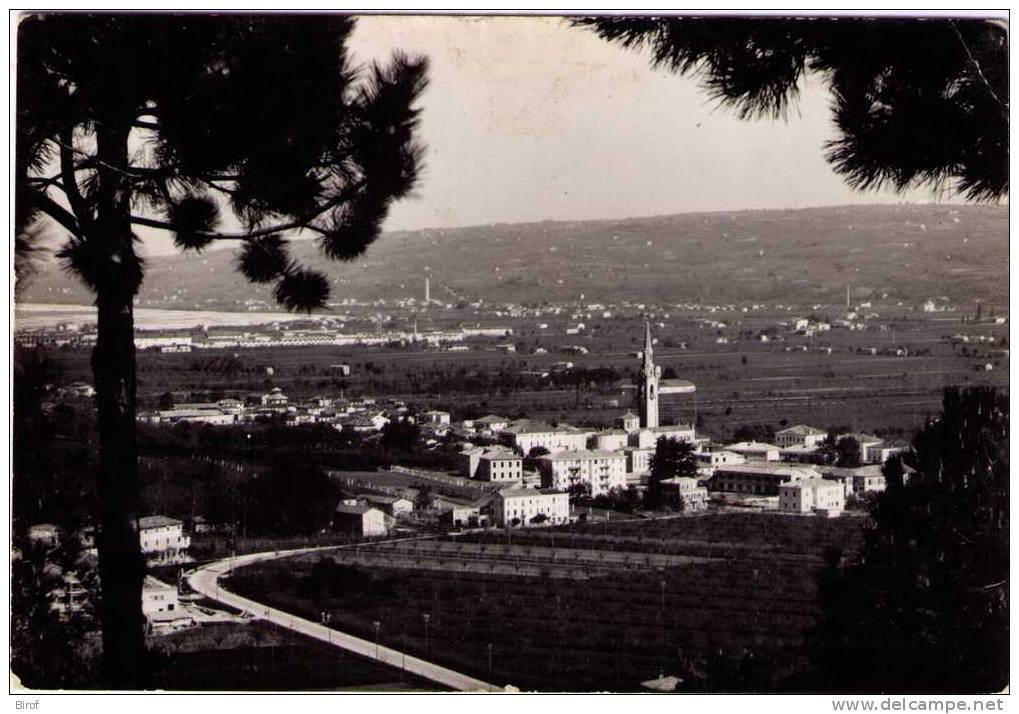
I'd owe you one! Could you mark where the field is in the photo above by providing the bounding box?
[225,512,868,691]
[39,300,1008,439]
[149,620,440,691]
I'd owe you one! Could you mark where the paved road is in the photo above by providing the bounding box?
[186,545,500,692]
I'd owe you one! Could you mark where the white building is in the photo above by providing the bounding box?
[500,419,594,455]
[138,516,191,566]
[623,447,654,482]
[473,414,510,433]
[260,387,289,408]
[696,450,746,468]
[592,429,629,451]
[362,494,414,517]
[660,477,709,511]
[775,424,827,448]
[332,501,391,537]
[142,576,193,635]
[779,480,845,517]
[27,523,61,548]
[154,408,237,426]
[423,410,451,426]
[476,453,524,484]
[460,445,519,479]
[534,450,627,496]
[837,433,886,464]
[725,441,781,462]
[709,463,822,496]
[492,488,570,527]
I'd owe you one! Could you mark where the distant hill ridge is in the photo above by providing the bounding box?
[20,204,1008,310]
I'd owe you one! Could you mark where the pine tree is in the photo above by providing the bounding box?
[576,16,1007,201]
[646,437,698,509]
[811,387,1008,692]
[15,13,428,687]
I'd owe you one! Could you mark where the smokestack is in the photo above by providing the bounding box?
[425,275,430,303]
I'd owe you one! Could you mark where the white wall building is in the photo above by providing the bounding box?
[709,463,822,496]
[779,480,845,517]
[775,425,827,448]
[493,488,570,527]
[696,450,746,467]
[142,575,179,616]
[423,410,451,426]
[501,420,594,455]
[332,501,391,537]
[725,441,781,462]
[534,450,627,496]
[592,429,630,451]
[138,516,191,566]
[476,453,524,484]
[623,447,654,481]
[660,477,709,511]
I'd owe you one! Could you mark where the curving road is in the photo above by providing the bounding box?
[186,545,500,692]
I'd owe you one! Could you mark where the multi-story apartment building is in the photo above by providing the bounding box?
[534,450,627,496]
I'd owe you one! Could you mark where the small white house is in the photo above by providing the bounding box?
[138,515,191,566]
[143,576,193,635]
[332,501,391,537]
[779,480,845,517]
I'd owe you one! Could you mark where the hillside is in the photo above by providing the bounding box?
[20,204,1008,310]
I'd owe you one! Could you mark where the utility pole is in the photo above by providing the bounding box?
[423,612,431,656]
[373,620,381,659]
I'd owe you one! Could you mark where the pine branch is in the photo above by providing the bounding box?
[130,178,366,241]
[28,190,84,238]
[59,127,94,231]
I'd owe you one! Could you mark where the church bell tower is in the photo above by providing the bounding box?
[638,321,661,428]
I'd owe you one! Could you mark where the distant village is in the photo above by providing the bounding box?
[27,317,924,635]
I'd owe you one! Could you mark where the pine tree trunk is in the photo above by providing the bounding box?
[91,122,147,688]
[93,290,146,687]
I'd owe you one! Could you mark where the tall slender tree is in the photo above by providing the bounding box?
[811,386,1008,692]
[646,436,698,509]
[15,13,428,687]
[576,16,1007,201]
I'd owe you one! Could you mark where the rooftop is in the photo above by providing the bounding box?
[776,424,826,436]
[780,479,845,492]
[143,575,175,592]
[840,433,883,444]
[474,414,509,425]
[138,515,183,530]
[714,463,821,479]
[537,449,626,461]
[497,487,565,500]
[726,441,781,451]
[333,503,377,516]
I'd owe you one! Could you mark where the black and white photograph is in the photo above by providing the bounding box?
[9,9,1009,699]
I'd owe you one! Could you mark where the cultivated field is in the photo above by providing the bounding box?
[226,512,868,691]
[38,300,1007,439]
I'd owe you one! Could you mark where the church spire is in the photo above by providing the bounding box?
[638,320,660,428]
[643,320,654,372]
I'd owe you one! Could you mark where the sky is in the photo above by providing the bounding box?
[80,15,953,257]
[339,16,941,231]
